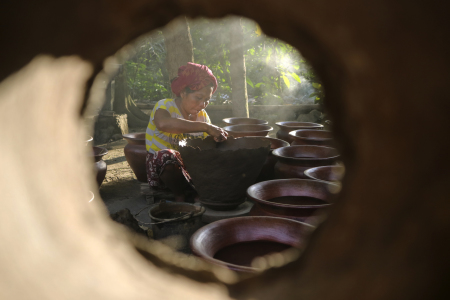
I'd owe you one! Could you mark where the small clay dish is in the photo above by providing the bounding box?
[190,216,313,272]
[223,117,268,125]
[223,124,273,137]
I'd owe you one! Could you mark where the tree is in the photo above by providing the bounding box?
[163,17,195,88]
[229,17,249,117]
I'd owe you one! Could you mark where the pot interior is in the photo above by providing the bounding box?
[240,136,289,150]
[191,216,312,271]
[247,179,335,208]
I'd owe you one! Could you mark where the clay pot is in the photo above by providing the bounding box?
[275,121,323,143]
[289,129,333,146]
[190,216,313,272]
[247,179,338,223]
[179,137,271,210]
[92,146,108,186]
[123,133,148,183]
[240,136,290,182]
[272,145,339,179]
[223,124,273,138]
[149,202,205,254]
[223,117,268,125]
[304,165,345,184]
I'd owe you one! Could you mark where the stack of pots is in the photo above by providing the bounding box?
[123,133,148,183]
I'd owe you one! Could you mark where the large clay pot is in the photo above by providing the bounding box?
[223,124,273,138]
[275,121,323,143]
[247,179,338,223]
[304,165,345,184]
[92,146,108,186]
[190,216,313,273]
[223,117,268,125]
[123,133,148,183]
[179,137,270,210]
[289,129,333,146]
[272,145,339,179]
[241,136,290,182]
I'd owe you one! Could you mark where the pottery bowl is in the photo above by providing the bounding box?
[223,117,268,125]
[304,165,345,184]
[247,178,337,218]
[223,124,273,138]
[190,216,313,272]
[289,129,333,146]
[122,132,146,145]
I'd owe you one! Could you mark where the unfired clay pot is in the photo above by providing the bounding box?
[223,117,268,125]
[304,165,345,184]
[289,129,333,146]
[123,133,148,183]
[275,121,323,143]
[241,137,290,182]
[179,136,270,210]
[247,179,338,223]
[223,124,273,138]
[92,146,108,186]
[190,216,313,272]
[272,145,339,179]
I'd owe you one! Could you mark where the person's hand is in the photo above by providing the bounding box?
[206,124,228,142]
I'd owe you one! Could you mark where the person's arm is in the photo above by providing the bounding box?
[154,108,228,141]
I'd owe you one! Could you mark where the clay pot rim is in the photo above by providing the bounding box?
[288,129,333,141]
[148,202,206,222]
[247,179,336,209]
[222,117,269,125]
[223,124,273,133]
[272,145,340,161]
[190,216,312,273]
[304,165,345,183]
[122,132,146,142]
[92,146,108,158]
[275,121,323,129]
[236,136,289,149]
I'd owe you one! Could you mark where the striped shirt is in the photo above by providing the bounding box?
[145,98,211,154]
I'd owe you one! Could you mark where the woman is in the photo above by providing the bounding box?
[145,62,228,200]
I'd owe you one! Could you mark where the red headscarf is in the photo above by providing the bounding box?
[171,62,218,97]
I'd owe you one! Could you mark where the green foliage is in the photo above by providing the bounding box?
[124,18,322,105]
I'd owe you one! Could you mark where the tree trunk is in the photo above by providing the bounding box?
[163,16,194,84]
[229,17,249,118]
[113,64,149,127]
